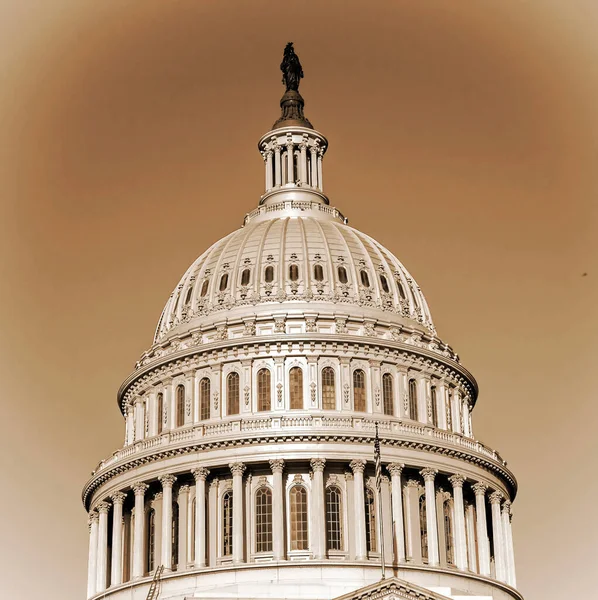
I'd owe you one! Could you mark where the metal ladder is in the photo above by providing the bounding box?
[146,565,164,600]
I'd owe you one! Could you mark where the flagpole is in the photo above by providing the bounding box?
[374,422,386,580]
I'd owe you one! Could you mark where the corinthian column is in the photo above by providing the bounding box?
[96,501,111,592]
[489,491,507,582]
[159,474,177,571]
[448,475,468,571]
[465,502,478,572]
[269,459,285,561]
[472,482,491,576]
[132,482,148,578]
[87,511,99,598]
[502,500,516,587]
[192,467,210,567]
[110,492,127,586]
[229,463,246,564]
[350,459,367,561]
[420,468,439,566]
[177,485,190,570]
[387,463,405,563]
[310,458,326,559]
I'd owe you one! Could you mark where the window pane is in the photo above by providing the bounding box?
[200,279,209,297]
[223,491,233,556]
[227,373,240,415]
[200,378,210,421]
[289,367,303,410]
[157,393,163,434]
[241,268,251,286]
[353,370,366,412]
[290,486,308,550]
[255,487,273,552]
[365,488,376,552]
[289,264,299,281]
[338,266,348,284]
[420,495,428,561]
[380,275,390,293]
[258,369,271,412]
[265,266,274,283]
[314,264,324,281]
[184,286,193,306]
[321,367,336,410]
[360,270,370,288]
[382,373,394,416]
[219,273,229,291]
[326,486,343,551]
[430,386,438,427]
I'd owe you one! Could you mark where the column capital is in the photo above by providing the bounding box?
[88,510,99,526]
[448,474,466,489]
[310,458,326,472]
[387,462,405,476]
[96,501,111,514]
[406,479,420,488]
[192,467,210,481]
[344,470,354,481]
[350,459,366,474]
[110,491,127,505]
[229,462,246,476]
[489,490,504,505]
[159,474,177,488]
[501,500,512,514]
[178,484,191,496]
[420,467,438,482]
[209,478,219,491]
[132,481,149,496]
[471,481,488,496]
[269,458,285,474]
[151,492,162,508]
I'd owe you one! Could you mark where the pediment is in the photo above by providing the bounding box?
[333,577,452,600]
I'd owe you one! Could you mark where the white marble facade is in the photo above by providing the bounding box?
[83,61,523,600]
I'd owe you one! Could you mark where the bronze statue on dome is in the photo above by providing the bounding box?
[281,42,304,91]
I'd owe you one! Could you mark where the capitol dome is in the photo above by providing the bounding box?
[83,44,522,600]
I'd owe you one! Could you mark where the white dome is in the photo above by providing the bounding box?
[154,203,435,345]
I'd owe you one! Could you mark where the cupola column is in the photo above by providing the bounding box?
[317,149,324,192]
[265,151,273,191]
[387,463,406,563]
[420,468,440,566]
[310,458,326,559]
[472,482,491,576]
[134,397,145,442]
[132,482,149,578]
[350,459,367,561]
[270,459,285,561]
[192,467,210,568]
[448,475,468,570]
[159,474,177,571]
[125,403,134,446]
[310,145,318,187]
[299,141,308,184]
[87,511,99,598]
[502,501,516,586]
[229,463,246,564]
[274,144,282,187]
[95,501,110,592]
[286,136,294,184]
[110,492,127,586]
[489,491,507,582]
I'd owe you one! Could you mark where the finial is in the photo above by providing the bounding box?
[272,43,313,130]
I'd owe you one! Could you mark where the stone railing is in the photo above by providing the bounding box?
[243,200,346,225]
[93,414,502,474]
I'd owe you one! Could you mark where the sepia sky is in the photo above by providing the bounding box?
[0,1,597,599]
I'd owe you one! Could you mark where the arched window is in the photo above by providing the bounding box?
[255,487,273,552]
[157,393,164,434]
[290,486,308,550]
[289,367,303,410]
[240,268,251,286]
[222,491,233,556]
[227,372,240,416]
[289,264,299,281]
[382,373,394,416]
[200,378,210,421]
[176,384,185,427]
[321,367,336,410]
[444,500,455,565]
[200,279,209,297]
[314,264,324,281]
[257,369,271,412]
[408,379,418,421]
[326,486,343,551]
[219,273,229,292]
[264,266,274,283]
[172,500,179,569]
[419,495,428,562]
[396,277,406,300]
[410,282,421,310]
[353,369,366,412]
[184,286,193,306]
[338,266,348,284]
[379,274,390,293]
[365,487,377,552]
[147,509,156,572]
[430,386,438,427]
[360,270,370,288]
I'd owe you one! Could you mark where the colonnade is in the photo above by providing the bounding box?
[87,461,516,598]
